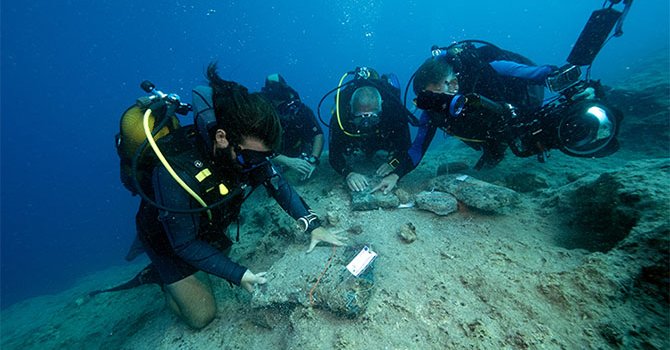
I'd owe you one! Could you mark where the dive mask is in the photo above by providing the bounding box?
[351,111,381,132]
[234,145,277,172]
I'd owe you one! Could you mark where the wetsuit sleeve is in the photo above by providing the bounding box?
[257,165,322,233]
[328,115,352,176]
[300,104,324,139]
[153,166,247,285]
[391,111,438,178]
[489,60,555,84]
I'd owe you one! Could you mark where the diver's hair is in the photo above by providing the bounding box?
[413,57,454,95]
[350,86,382,113]
[206,63,282,150]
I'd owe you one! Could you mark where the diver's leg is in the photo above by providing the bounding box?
[164,271,216,329]
[475,141,507,170]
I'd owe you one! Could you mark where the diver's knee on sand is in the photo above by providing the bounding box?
[165,272,216,329]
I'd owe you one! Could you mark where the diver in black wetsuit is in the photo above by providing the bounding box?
[327,67,412,192]
[100,64,345,330]
[260,74,324,180]
[373,42,574,194]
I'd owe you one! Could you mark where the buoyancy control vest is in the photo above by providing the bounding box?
[444,42,545,111]
[116,83,245,219]
[148,126,246,232]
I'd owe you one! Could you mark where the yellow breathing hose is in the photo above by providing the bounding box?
[335,72,362,137]
[142,109,212,219]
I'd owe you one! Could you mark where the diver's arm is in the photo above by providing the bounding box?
[391,111,437,178]
[153,166,247,285]
[272,154,293,167]
[311,134,324,159]
[260,165,322,232]
[489,60,556,84]
[256,164,345,250]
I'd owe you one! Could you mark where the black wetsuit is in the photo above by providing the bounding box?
[275,99,323,158]
[328,81,412,176]
[135,126,319,286]
[392,44,554,176]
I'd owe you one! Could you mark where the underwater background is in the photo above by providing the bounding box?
[1,0,668,311]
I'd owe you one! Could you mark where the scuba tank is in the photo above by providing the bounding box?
[115,81,243,217]
[116,81,187,195]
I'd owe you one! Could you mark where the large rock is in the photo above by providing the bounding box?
[415,190,458,216]
[429,174,520,213]
[251,244,375,319]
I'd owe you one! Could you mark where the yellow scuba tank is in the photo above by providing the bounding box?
[118,105,180,160]
[116,104,180,195]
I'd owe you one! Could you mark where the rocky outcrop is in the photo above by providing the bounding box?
[606,51,670,154]
[540,158,669,348]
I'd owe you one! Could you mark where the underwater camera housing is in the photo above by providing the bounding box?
[415,81,623,161]
[507,81,623,160]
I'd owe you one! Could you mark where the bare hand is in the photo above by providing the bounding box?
[289,158,314,176]
[307,227,347,253]
[574,87,595,101]
[376,162,394,177]
[240,270,267,293]
[346,172,369,192]
[370,174,399,195]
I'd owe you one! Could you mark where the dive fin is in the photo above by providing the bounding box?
[88,264,162,297]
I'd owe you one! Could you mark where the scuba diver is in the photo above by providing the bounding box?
[260,73,324,181]
[99,63,346,329]
[325,67,412,192]
[373,0,629,194]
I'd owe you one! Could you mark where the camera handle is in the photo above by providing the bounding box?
[566,0,633,67]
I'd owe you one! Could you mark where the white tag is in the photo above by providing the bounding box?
[456,175,469,181]
[346,246,378,277]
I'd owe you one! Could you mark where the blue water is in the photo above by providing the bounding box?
[1,0,667,309]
